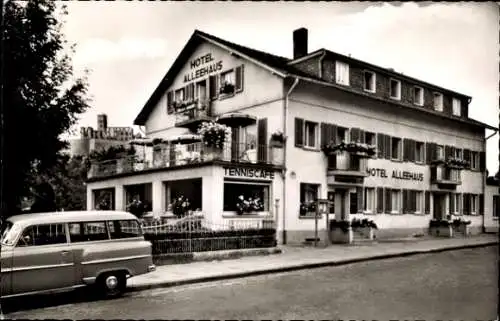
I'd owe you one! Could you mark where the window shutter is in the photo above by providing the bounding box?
[444,145,452,160]
[425,142,432,164]
[357,187,364,213]
[463,149,471,169]
[460,99,467,118]
[449,193,455,214]
[350,128,360,143]
[384,135,391,160]
[209,74,219,100]
[329,124,337,145]
[294,118,304,147]
[402,139,408,162]
[410,140,416,162]
[235,65,244,92]
[457,193,462,214]
[463,193,470,215]
[430,166,437,181]
[479,151,486,172]
[359,129,365,144]
[166,91,173,114]
[257,118,268,163]
[479,194,484,215]
[402,189,408,213]
[385,188,392,213]
[425,191,430,214]
[377,133,384,158]
[320,123,328,148]
[377,187,384,213]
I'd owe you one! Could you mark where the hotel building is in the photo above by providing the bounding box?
[86,28,497,244]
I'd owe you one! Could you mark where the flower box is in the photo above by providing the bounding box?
[270,131,285,147]
[198,121,231,149]
[429,220,453,237]
[219,82,235,95]
[322,141,376,158]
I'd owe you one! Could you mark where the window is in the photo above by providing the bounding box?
[404,190,422,214]
[364,188,375,213]
[365,132,376,146]
[221,70,234,86]
[454,148,463,159]
[16,224,67,247]
[415,191,423,213]
[196,80,207,101]
[391,137,401,160]
[363,71,376,92]
[436,145,444,160]
[335,61,350,86]
[433,92,443,111]
[337,127,348,143]
[452,98,461,116]
[391,190,401,213]
[453,194,461,214]
[415,141,424,163]
[493,195,499,218]
[300,183,319,216]
[175,88,185,102]
[413,86,423,106]
[107,220,142,239]
[390,79,401,100]
[470,194,478,214]
[471,152,479,170]
[69,221,109,243]
[223,182,269,212]
[304,121,318,148]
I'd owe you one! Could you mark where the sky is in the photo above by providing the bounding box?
[60,1,499,174]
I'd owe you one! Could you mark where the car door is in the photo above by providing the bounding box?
[1,245,13,296]
[11,223,75,295]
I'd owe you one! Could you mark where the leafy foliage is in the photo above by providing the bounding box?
[2,0,90,216]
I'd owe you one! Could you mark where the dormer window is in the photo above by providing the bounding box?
[363,71,376,93]
[433,92,443,111]
[452,98,461,116]
[335,61,350,86]
[413,86,423,106]
[389,79,401,100]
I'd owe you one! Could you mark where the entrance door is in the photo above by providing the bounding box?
[433,194,444,220]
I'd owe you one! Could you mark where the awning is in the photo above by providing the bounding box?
[164,134,202,144]
[216,113,257,127]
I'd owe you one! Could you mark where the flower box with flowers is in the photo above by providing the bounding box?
[270,131,285,148]
[219,82,235,95]
[322,141,376,158]
[429,219,453,237]
[351,218,377,240]
[198,121,231,151]
[299,201,318,217]
[172,196,191,218]
[452,218,471,236]
[236,195,264,215]
[329,219,353,244]
[431,157,469,169]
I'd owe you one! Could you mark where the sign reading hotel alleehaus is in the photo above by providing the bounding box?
[366,167,424,182]
[224,167,275,180]
[184,53,223,83]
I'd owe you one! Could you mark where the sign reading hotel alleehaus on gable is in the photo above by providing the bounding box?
[224,166,275,180]
[366,167,424,182]
[184,53,223,83]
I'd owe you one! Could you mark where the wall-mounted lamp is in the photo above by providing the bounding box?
[290,171,296,179]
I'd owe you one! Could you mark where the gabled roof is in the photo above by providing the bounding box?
[134,30,496,131]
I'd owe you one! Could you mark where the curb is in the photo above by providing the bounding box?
[127,241,498,293]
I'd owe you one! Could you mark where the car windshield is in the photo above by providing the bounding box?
[1,221,20,246]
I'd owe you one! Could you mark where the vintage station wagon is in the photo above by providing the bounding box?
[0,211,155,298]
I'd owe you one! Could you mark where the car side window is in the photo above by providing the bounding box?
[69,221,109,242]
[108,220,142,239]
[16,224,67,247]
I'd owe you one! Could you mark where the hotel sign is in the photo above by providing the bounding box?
[224,167,275,180]
[366,167,424,182]
[184,53,223,83]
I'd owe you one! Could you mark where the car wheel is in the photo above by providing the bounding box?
[98,272,126,299]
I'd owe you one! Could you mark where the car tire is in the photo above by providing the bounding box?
[97,272,126,299]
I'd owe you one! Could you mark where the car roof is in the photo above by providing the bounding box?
[7,211,138,227]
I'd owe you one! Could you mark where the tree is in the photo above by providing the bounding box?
[2,0,90,217]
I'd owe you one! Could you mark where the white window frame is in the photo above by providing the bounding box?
[470,194,477,215]
[391,190,401,214]
[363,71,376,93]
[174,88,185,102]
[220,69,235,86]
[415,191,423,214]
[364,188,375,213]
[415,141,424,163]
[337,127,348,143]
[304,121,318,149]
[389,79,401,100]
[452,98,461,116]
[454,148,463,159]
[391,137,402,161]
[433,92,443,111]
[471,152,479,170]
[223,180,270,214]
[413,86,424,106]
[453,193,460,215]
[436,145,444,160]
[335,61,350,86]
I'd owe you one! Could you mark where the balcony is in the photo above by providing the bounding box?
[326,151,368,178]
[88,142,282,179]
[431,165,462,187]
[175,100,213,131]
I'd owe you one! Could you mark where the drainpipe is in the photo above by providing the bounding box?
[482,128,498,232]
[318,51,327,80]
[282,77,299,245]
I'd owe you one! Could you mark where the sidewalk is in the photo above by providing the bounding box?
[127,234,499,292]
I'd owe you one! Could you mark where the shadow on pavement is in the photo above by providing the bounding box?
[1,287,109,314]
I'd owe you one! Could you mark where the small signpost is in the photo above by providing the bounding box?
[314,199,331,247]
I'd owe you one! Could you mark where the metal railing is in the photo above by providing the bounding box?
[174,100,212,125]
[88,142,281,179]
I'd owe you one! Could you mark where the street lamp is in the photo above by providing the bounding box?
[314,198,330,247]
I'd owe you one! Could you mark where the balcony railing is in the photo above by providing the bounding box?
[431,166,461,185]
[175,100,212,129]
[326,151,368,176]
[88,142,281,179]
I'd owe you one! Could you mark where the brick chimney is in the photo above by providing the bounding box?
[293,28,308,59]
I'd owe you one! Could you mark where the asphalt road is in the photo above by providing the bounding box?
[3,246,498,320]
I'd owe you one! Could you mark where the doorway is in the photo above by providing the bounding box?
[433,193,445,220]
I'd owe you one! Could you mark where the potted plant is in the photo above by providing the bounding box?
[329,219,352,244]
[197,121,231,158]
[351,218,377,240]
[322,141,377,158]
[270,130,286,147]
[219,81,235,95]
